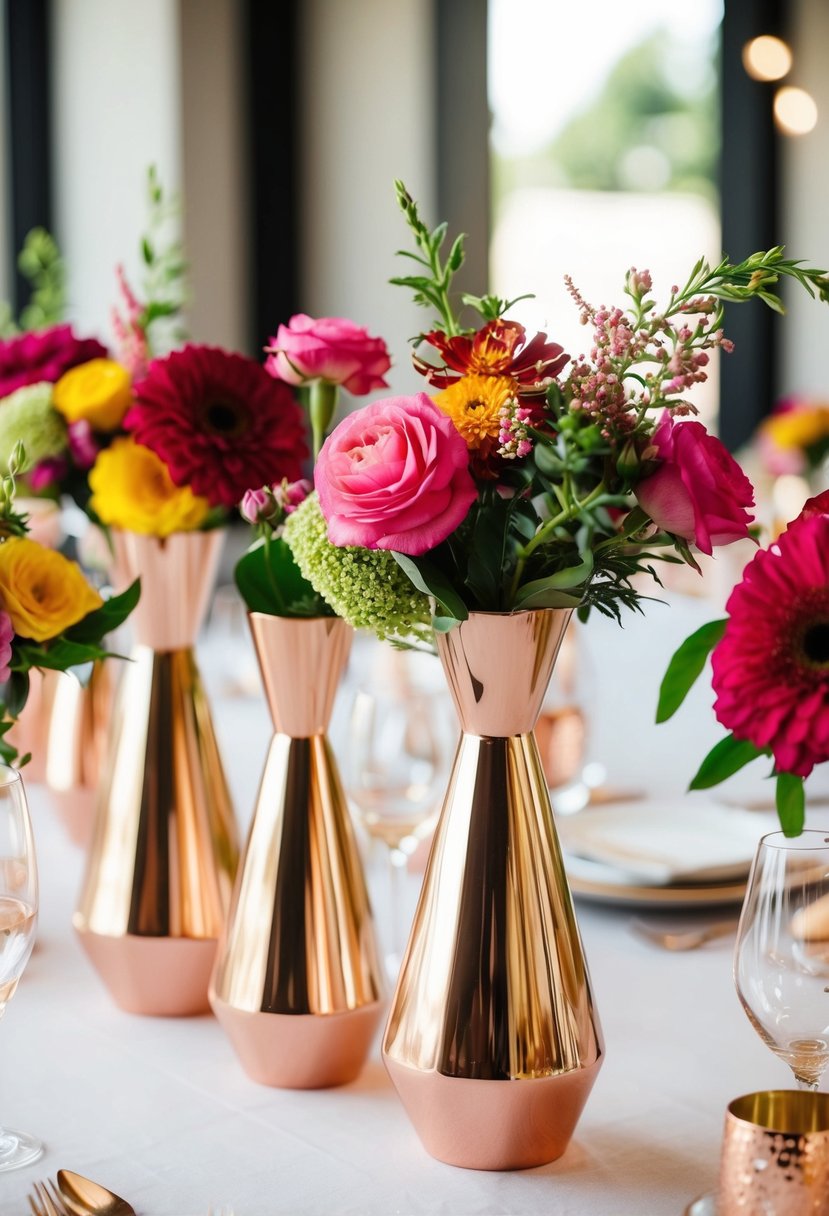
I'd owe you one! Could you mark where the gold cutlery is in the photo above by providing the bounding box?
[631,918,738,951]
[28,1180,72,1216]
[56,1171,136,1216]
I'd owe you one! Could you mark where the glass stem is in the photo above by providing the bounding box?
[388,846,409,968]
[795,1074,821,1092]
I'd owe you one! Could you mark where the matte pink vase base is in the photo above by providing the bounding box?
[76,929,218,1016]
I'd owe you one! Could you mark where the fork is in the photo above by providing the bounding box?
[630,917,738,951]
[28,1180,72,1216]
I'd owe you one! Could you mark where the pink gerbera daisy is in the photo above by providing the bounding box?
[712,513,829,778]
[125,344,308,508]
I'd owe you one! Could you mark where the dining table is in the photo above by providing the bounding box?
[3,582,824,1216]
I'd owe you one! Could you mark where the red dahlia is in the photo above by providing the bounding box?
[0,324,107,398]
[711,512,829,777]
[414,318,569,394]
[125,344,308,508]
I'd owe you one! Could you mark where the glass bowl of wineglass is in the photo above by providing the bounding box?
[735,829,829,1091]
[340,638,456,975]
[0,766,41,1171]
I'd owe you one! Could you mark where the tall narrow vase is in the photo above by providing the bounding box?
[74,531,239,1016]
[43,662,115,847]
[383,609,604,1171]
[210,614,385,1088]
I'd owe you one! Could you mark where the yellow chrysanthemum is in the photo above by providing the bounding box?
[763,406,829,452]
[89,438,210,538]
[435,374,516,450]
[54,358,133,431]
[0,538,102,642]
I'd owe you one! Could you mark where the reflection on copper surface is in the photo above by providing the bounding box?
[719,1090,829,1214]
[74,532,238,1016]
[210,615,384,1088]
[44,662,115,846]
[382,609,603,1169]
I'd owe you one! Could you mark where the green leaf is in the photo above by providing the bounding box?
[775,773,805,837]
[3,670,29,718]
[656,618,728,723]
[142,237,154,265]
[391,553,468,623]
[65,580,141,644]
[18,640,110,671]
[689,734,765,790]
[512,580,583,610]
[431,615,458,633]
[235,537,328,618]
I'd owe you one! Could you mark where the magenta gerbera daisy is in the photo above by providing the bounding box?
[711,513,829,778]
[125,344,308,508]
[0,324,107,398]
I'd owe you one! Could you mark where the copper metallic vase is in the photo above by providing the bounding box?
[74,531,239,1016]
[382,609,604,1171]
[210,614,385,1088]
[43,662,115,847]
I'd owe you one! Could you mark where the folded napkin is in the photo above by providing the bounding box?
[558,796,778,886]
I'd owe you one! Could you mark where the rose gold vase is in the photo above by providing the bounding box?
[210,614,385,1087]
[382,609,604,1171]
[43,662,115,847]
[74,531,239,1016]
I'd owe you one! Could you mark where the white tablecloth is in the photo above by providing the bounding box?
[2,596,819,1216]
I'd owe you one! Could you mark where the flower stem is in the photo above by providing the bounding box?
[309,381,339,459]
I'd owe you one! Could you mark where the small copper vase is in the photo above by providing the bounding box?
[43,661,115,847]
[74,531,239,1016]
[210,614,385,1088]
[382,609,604,1171]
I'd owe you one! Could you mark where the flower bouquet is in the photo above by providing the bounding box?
[0,444,137,767]
[276,182,829,1170]
[210,314,392,1089]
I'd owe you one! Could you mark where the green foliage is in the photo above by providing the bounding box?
[390,552,469,628]
[775,773,805,838]
[234,536,331,618]
[656,619,728,723]
[138,165,189,354]
[0,227,67,339]
[688,734,766,790]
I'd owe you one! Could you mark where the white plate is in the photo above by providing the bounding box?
[559,797,777,886]
[565,854,748,909]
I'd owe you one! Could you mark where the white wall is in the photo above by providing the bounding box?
[51,0,181,344]
[779,0,829,397]
[299,0,437,396]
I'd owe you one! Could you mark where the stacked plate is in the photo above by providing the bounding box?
[558,796,779,908]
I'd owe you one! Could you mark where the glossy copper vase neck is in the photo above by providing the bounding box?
[248,614,352,736]
[112,529,225,651]
[437,609,573,735]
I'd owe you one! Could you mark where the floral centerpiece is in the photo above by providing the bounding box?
[0,444,137,765]
[759,396,829,479]
[658,489,829,836]
[277,182,829,1171]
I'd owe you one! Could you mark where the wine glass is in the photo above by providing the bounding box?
[0,766,41,1170]
[735,829,829,1091]
[341,640,455,973]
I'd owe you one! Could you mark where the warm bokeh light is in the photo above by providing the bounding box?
[774,86,818,136]
[742,35,792,82]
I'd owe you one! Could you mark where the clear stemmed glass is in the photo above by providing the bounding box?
[735,829,829,1092]
[0,766,41,1170]
[341,640,455,974]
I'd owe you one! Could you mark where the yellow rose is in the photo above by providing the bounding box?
[53,359,133,431]
[0,538,102,642]
[89,438,210,537]
[763,406,829,451]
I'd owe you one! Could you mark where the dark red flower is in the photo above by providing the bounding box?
[125,344,308,508]
[712,511,829,778]
[413,318,569,395]
[0,324,107,399]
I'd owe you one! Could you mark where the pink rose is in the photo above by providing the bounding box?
[635,413,755,555]
[316,393,477,555]
[276,477,312,515]
[0,610,13,684]
[265,315,391,395]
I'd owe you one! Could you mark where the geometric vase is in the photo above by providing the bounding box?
[43,661,115,847]
[383,609,604,1170]
[210,613,385,1087]
[74,530,239,1016]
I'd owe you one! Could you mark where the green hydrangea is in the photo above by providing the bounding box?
[0,382,67,470]
[284,492,432,644]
